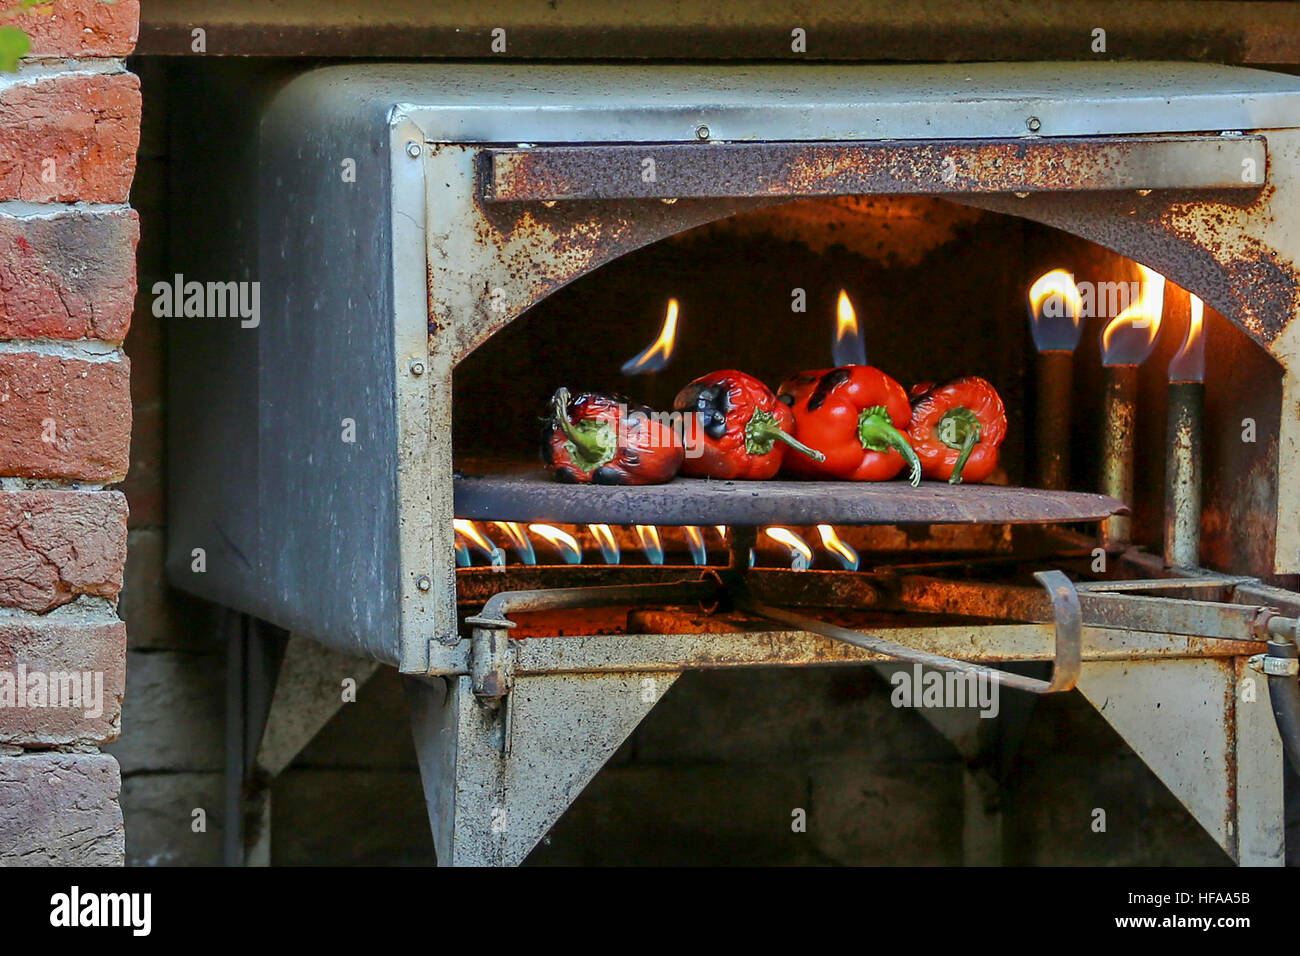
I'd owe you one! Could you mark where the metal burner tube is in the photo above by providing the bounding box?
[1036,350,1074,490]
[1164,382,1204,568]
[1101,365,1139,549]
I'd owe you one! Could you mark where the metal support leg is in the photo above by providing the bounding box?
[224,613,281,867]
[405,669,677,866]
[227,623,380,867]
[1077,656,1284,865]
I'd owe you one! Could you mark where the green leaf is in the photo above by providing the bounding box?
[0,26,30,72]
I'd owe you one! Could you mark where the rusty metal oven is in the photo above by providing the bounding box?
[168,62,1300,865]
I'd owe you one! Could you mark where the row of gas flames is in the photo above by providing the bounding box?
[452,519,858,571]
[619,267,1203,382]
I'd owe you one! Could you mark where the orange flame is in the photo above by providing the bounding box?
[765,527,812,570]
[491,520,535,564]
[837,290,859,341]
[715,525,727,540]
[454,519,505,568]
[832,290,867,366]
[1168,293,1206,383]
[634,525,665,565]
[816,524,859,571]
[683,526,707,566]
[621,298,680,375]
[528,523,583,564]
[1101,264,1166,366]
[1029,269,1083,319]
[588,523,621,564]
[452,520,491,553]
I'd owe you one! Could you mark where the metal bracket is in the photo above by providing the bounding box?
[461,578,719,700]
[1032,570,1082,692]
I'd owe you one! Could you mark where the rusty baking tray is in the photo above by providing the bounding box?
[452,467,1126,526]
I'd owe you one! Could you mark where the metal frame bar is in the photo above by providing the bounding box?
[484,135,1267,202]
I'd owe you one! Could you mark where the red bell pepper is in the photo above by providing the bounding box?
[673,369,825,480]
[777,365,921,485]
[907,376,1007,484]
[543,387,683,484]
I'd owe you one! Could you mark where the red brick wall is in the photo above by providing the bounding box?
[0,0,139,865]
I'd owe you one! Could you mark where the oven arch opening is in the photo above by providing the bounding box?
[452,194,1286,581]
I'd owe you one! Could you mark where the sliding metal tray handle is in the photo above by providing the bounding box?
[743,569,1083,695]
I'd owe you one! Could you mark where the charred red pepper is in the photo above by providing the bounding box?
[907,376,1007,484]
[777,365,921,485]
[543,387,683,485]
[673,369,825,480]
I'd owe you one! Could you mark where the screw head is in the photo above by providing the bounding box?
[416,575,432,591]
[1026,116,1042,132]
[406,141,422,158]
[695,125,710,141]
[409,359,426,376]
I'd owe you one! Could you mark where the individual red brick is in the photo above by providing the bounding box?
[0,352,131,481]
[0,207,139,342]
[1,0,140,58]
[0,71,141,203]
[0,617,125,745]
[0,490,128,612]
[0,751,123,863]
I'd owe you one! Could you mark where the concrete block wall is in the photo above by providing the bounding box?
[0,0,139,865]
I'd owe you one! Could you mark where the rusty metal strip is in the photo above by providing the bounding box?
[425,625,1263,676]
[892,575,1266,641]
[136,2,1300,63]
[744,600,1057,694]
[484,136,1266,202]
[1075,576,1256,592]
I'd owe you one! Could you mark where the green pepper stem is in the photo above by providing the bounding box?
[937,406,983,485]
[746,410,826,462]
[858,406,922,487]
[552,387,612,469]
[948,421,982,484]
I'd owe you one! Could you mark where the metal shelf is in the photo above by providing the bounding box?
[452,467,1126,526]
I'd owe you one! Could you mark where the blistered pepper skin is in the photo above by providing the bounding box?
[907,377,1008,484]
[777,365,921,484]
[673,370,825,480]
[543,388,683,485]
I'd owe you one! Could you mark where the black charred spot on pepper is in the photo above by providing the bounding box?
[692,384,731,439]
[592,466,630,485]
[777,392,795,406]
[554,467,578,483]
[808,368,852,412]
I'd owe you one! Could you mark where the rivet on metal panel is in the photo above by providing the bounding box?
[409,359,426,376]
[1026,116,1042,132]
[695,125,710,140]
[416,575,432,591]
[405,141,422,158]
